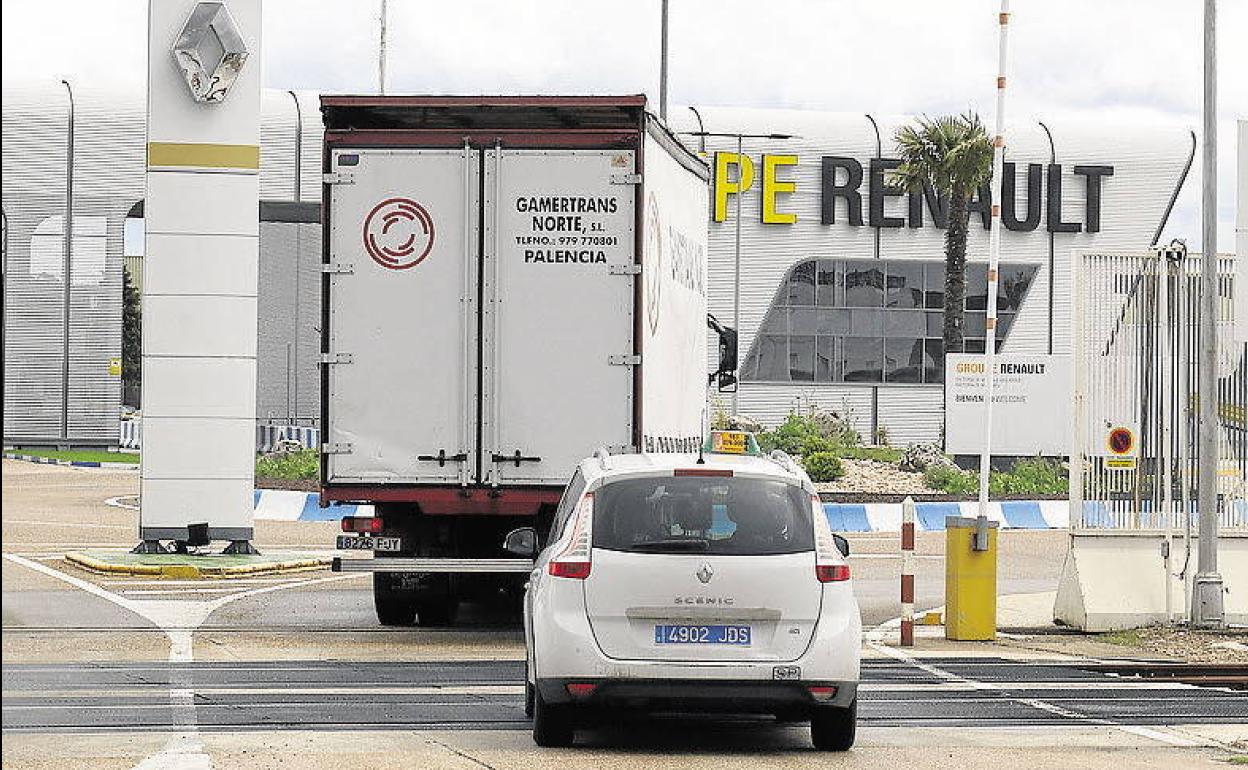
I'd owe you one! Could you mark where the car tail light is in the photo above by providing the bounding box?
[816,564,851,582]
[341,516,383,534]
[807,685,838,701]
[548,493,593,580]
[811,495,849,583]
[548,561,592,579]
[565,683,598,698]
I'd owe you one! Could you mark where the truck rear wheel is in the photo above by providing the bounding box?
[372,573,417,626]
[413,574,459,626]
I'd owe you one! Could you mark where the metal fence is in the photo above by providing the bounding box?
[1071,249,1248,531]
[117,418,320,454]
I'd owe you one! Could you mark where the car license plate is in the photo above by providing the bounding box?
[335,535,400,552]
[654,624,751,646]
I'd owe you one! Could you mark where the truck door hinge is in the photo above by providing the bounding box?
[321,442,353,454]
[322,172,355,185]
[610,173,642,185]
[609,263,642,275]
[322,263,354,275]
[319,352,353,365]
[609,354,642,366]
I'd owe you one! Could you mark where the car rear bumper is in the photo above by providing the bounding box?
[535,678,857,711]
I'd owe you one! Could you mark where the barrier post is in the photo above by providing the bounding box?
[901,496,916,646]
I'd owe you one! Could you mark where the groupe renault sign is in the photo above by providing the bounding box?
[713,152,1116,234]
[171,1,250,104]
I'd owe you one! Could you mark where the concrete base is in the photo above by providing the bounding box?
[1053,530,1248,631]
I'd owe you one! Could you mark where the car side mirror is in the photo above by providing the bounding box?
[833,534,850,558]
[706,314,739,393]
[503,527,539,558]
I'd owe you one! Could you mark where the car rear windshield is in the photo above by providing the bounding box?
[592,475,814,556]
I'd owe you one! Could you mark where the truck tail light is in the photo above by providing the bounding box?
[811,495,850,583]
[341,516,383,534]
[548,493,593,580]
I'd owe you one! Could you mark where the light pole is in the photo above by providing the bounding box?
[659,0,669,122]
[1192,0,1224,628]
[683,130,794,416]
[378,0,388,95]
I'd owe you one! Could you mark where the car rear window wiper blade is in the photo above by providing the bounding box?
[629,538,710,553]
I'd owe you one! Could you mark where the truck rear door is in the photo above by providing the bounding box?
[482,149,637,484]
[324,148,478,484]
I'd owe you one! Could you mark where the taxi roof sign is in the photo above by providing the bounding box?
[703,430,762,456]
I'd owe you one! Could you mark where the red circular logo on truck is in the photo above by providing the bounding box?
[363,197,435,270]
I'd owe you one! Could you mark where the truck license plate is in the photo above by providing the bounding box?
[336,535,400,552]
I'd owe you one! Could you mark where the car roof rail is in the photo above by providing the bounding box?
[593,447,611,471]
[768,449,797,474]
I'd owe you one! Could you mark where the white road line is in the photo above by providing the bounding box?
[867,640,1211,748]
[121,588,257,596]
[105,496,140,511]
[1,554,365,769]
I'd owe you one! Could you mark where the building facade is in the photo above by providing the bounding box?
[671,107,1195,445]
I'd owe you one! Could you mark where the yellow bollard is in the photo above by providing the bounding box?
[945,516,999,640]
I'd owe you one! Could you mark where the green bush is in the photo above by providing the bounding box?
[255,448,319,480]
[756,409,859,455]
[801,452,845,483]
[923,457,1068,496]
[990,457,1067,495]
[923,463,978,494]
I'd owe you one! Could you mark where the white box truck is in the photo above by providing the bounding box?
[321,96,735,625]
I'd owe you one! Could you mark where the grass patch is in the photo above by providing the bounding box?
[1098,629,1144,647]
[6,448,139,464]
[836,445,904,464]
[255,448,318,480]
[1224,757,1248,765]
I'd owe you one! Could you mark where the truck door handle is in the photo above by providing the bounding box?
[491,450,542,467]
[417,450,469,467]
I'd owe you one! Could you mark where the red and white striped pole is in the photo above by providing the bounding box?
[901,495,916,646]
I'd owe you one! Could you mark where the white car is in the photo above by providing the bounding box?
[504,441,861,749]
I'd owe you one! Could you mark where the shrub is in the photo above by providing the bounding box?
[802,452,845,483]
[255,448,319,480]
[756,408,859,455]
[923,463,978,494]
[990,457,1067,495]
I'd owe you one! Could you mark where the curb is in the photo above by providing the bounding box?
[4,452,139,470]
[64,551,331,579]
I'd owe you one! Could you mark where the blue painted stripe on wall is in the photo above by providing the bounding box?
[824,504,872,532]
[298,496,345,521]
[915,502,960,531]
[1000,501,1047,529]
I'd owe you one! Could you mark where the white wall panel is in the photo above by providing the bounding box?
[143,295,258,358]
[145,172,261,236]
[142,357,257,419]
[144,233,259,295]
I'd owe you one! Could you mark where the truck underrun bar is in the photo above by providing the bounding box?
[332,557,535,574]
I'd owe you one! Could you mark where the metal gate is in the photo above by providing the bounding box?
[1071,249,1248,533]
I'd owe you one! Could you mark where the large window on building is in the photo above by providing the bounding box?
[740,259,1037,384]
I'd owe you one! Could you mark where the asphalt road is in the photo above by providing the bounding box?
[5,658,1246,735]
[4,460,1246,768]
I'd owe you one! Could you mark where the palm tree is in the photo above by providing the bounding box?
[891,113,993,355]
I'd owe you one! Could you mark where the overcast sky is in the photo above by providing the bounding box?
[2,0,1244,250]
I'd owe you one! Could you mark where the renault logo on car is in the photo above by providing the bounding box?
[696,563,714,584]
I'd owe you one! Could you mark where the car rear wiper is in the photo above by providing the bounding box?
[629,538,710,553]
